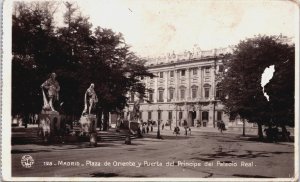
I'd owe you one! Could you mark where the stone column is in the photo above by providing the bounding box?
[196,110,200,127]
[165,71,168,101]
[175,70,179,102]
[211,64,216,99]
[198,66,202,99]
[154,72,158,102]
[187,68,191,100]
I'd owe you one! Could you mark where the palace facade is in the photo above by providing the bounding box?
[123,46,251,129]
[119,35,294,130]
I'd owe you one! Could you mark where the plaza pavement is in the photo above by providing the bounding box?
[10,125,295,179]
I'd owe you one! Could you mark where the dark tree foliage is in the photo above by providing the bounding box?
[265,44,295,130]
[220,35,295,140]
[12,1,154,124]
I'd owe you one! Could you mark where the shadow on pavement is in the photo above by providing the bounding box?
[90,172,119,177]
[197,149,293,160]
[143,134,194,140]
[232,174,273,178]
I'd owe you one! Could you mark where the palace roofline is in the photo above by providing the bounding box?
[141,35,294,68]
[142,46,234,68]
[145,53,231,69]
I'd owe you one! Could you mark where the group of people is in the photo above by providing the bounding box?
[141,123,154,134]
[173,126,192,136]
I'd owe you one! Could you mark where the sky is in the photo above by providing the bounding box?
[53,0,298,57]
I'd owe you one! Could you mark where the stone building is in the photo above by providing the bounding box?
[123,46,252,129]
[118,35,294,131]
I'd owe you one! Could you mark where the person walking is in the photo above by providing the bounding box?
[220,120,225,134]
[142,124,146,134]
[146,125,149,133]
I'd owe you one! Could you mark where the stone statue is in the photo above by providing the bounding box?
[41,73,60,112]
[82,83,98,115]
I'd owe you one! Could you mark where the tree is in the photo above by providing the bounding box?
[220,35,294,140]
[264,43,295,141]
[12,2,58,115]
[12,1,154,130]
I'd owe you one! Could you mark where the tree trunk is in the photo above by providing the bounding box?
[97,110,103,129]
[281,125,291,142]
[257,123,264,141]
[103,111,109,131]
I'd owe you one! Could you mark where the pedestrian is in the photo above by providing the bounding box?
[217,121,221,130]
[162,123,164,130]
[173,126,180,135]
[151,123,153,132]
[184,127,188,136]
[146,125,149,133]
[220,120,225,133]
[142,124,146,134]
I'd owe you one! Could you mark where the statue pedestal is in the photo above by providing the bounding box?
[38,111,61,142]
[80,114,97,147]
[79,114,97,133]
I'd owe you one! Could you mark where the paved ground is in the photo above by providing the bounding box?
[11,127,295,179]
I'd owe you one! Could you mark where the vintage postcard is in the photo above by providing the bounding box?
[1,0,299,181]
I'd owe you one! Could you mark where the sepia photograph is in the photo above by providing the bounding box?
[1,0,299,181]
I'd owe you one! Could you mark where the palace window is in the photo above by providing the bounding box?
[181,70,186,76]
[159,72,164,78]
[217,111,222,121]
[202,111,209,121]
[158,89,164,102]
[191,86,198,99]
[149,90,154,102]
[179,111,183,120]
[180,88,185,99]
[192,68,197,75]
[148,111,152,120]
[216,89,222,99]
[215,83,222,99]
[203,84,211,99]
[170,71,174,77]
[169,88,174,100]
[205,67,210,74]
[168,111,172,120]
[204,88,210,98]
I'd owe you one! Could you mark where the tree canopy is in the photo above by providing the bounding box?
[12,2,154,118]
[219,35,295,139]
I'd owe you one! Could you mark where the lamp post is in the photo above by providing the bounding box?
[175,104,178,127]
[213,49,217,128]
[157,105,161,139]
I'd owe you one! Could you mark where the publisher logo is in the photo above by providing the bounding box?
[21,155,34,168]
